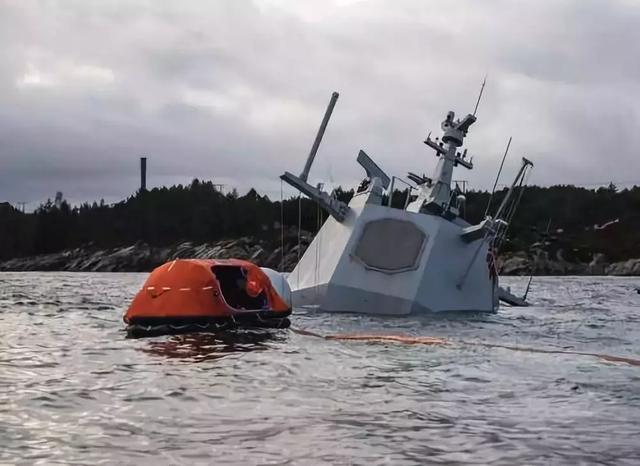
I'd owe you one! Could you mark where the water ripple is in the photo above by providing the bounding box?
[1,273,639,464]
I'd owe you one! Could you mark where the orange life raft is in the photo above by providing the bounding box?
[124,259,291,337]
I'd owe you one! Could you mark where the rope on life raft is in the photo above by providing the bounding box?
[290,328,640,368]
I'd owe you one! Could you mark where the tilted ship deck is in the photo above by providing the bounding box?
[281,92,532,314]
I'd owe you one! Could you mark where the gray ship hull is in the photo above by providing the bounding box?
[288,194,499,314]
[281,94,531,315]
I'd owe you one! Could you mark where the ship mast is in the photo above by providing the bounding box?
[407,111,476,214]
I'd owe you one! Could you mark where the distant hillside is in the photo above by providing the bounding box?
[1,180,638,264]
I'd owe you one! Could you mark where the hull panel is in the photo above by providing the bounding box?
[288,198,498,315]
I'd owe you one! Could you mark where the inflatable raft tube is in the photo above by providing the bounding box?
[124,259,292,338]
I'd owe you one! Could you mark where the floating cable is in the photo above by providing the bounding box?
[291,328,640,367]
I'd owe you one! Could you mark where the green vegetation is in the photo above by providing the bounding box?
[1,180,638,262]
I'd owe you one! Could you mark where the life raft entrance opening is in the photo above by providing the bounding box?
[212,265,269,311]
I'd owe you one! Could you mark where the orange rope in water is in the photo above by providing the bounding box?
[291,328,640,367]
[325,334,449,346]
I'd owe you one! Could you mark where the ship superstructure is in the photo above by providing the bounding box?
[281,92,532,314]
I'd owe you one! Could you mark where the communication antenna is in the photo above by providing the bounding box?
[472,75,487,117]
[484,136,512,218]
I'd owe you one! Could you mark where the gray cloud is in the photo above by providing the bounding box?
[1,0,639,209]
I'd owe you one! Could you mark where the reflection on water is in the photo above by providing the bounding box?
[1,273,640,465]
[141,330,286,362]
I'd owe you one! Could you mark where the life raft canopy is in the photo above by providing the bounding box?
[124,259,292,336]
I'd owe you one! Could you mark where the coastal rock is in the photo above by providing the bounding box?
[586,253,608,275]
[606,259,640,276]
[2,235,639,276]
[497,250,589,276]
[0,233,313,273]
[498,255,530,276]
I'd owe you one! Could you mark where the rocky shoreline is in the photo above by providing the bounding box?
[0,233,312,274]
[498,251,640,276]
[2,238,640,276]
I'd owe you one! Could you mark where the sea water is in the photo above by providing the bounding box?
[1,273,639,465]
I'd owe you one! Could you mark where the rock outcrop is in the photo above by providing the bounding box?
[0,231,314,273]
[3,234,640,275]
[605,259,640,276]
[498,250,640,276]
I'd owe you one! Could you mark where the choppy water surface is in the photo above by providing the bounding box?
[1,273,639,465]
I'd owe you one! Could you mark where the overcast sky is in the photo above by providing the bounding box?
[1,0,639,208]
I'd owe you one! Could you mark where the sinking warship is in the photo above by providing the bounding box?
[281,92,532,314]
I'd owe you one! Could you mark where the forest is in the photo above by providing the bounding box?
[1,180,638,263]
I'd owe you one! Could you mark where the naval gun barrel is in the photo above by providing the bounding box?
[300,91,339,182]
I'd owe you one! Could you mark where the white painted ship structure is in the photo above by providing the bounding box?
[281,92,533,314]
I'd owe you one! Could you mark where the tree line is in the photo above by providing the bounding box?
[1,180,638,262]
